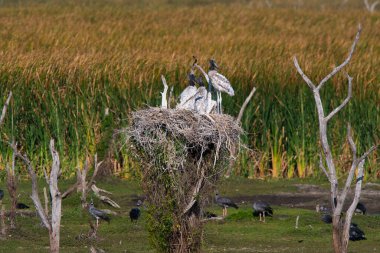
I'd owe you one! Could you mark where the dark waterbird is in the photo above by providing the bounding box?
[321,214,332,224]
[350,223,366,241]
[215,193,238,217]
[88,201,110,227]
[129,200,142,222]
[16,203,30,209]
[253,200,273,222]
[0,189,4,201]
[355,202,366,215]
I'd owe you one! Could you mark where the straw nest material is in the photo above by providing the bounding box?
[127,107,241,164]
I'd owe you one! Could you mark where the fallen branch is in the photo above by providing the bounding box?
[91,184,120,209]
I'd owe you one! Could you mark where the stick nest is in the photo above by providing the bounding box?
[127,107,241,164]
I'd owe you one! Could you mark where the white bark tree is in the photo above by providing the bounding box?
[293,24,378,253]
[11,139,62,253]
[364,0,379,12]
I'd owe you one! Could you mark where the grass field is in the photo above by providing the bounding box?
[0,1,379,252]
[0,0,379,179]
[0,178,379,253]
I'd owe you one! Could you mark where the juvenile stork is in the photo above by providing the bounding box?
[194,77,216,114]
[207,59,234,114]
[253,200,273,222]
[215,193,238,217]
[176,69,198,110]
[88,200,111,227]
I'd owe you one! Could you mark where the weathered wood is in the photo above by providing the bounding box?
[0,91,12,127]
[293,24,377,253]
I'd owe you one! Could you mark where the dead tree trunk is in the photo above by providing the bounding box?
[293,24,378,253]
[11,139,62,253]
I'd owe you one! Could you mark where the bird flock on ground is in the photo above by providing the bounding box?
[0,185,371,243]
[317,202,367,241]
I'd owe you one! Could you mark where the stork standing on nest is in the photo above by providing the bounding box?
[207,59,234,114]
[176,69,198,110]
[215,193,238,217]
[192,57,233,114]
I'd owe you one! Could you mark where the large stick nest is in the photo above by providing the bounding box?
[128,107,241,164]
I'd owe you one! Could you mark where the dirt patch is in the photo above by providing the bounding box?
[229,184,380,214]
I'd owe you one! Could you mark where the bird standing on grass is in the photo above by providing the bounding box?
[355,202,366,215]
[349,223,366,241]
[129,200,142,222]
[215,193,238,217]
[16,203,30,209]
[253,201,273,222]
[88,200,110,227]
[207,59,234,114]
[0,189,4,201]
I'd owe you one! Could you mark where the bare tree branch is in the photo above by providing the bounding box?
[236,86,257,123]
[319,154,329,179]
[347,124,357,159]
[325,74,352,122]
[0,91,12,127]
[9,142,50,229]
[293,57,316,90]
[317,24,362,91]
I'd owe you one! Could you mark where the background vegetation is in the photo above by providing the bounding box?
[0,0,379,179]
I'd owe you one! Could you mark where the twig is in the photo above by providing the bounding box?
[0,91,12,127]
[236,86,257,123]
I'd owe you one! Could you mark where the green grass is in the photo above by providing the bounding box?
[0,178,379,252]
[0,0,378,179]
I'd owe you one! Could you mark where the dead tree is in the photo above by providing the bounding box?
[364,0,379,12]
[11,139,62,253]
[61,156,119,209]
[293,24,378,253]
[6,142,17,229]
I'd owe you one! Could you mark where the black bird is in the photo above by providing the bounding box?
[203,211,217,219]
[129,200,142,222]
[215,193,238,217]
[349,223,366,241]
[321,214,333,224]
[355,202,366,215]
[0,189,4,201]
[16,203,30,209]
[88,200,110,227]
[253,201,273,222]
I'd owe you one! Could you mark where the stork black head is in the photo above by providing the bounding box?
[209,59,218,71]
[188,69,196,86]
[197,76,204,87]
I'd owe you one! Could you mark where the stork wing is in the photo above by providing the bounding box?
[211,73,234,96]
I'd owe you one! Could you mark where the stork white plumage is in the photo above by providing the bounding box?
[208,59,234,114]
[194,76,216,114]
[176,70,198,110]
